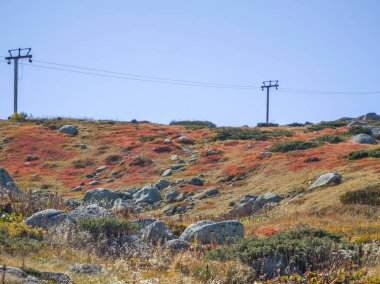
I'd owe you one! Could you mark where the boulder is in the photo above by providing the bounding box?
[95,165,107,173]
[362,112,380,121]
[351,134,377,144]
[82,188,123,207]
[252,193,282,211]
[133,185,161,204]
[190,177,204,186]
[39,272,72,283]
[58,125,78,136]
[170,164,184,170]
[165,189,180,199]
[240,195,257,204]
[309,173,342,190]
[368,126,380,136]
[0,167,18,191]
[141,220,176,244]
[0,266,41,284]
[24,209,73,229]
[111,198,133,213]
[179,220,244,244]
[196,188,219,199]
[155,179,171,190]
[69,204,115,220]
[162,169,173,177]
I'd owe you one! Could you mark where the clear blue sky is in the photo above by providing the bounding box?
[1,0,379,126]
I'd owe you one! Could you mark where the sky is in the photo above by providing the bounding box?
[0,0,379,126]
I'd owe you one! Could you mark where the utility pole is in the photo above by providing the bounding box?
[5,48,32,114]
[261,80,279,124]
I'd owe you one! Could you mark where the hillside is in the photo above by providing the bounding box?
[0,116,379,283]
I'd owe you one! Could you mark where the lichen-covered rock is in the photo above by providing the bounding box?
[155,179,171,190]
[179,220,244,244]
[309,173,342,190]
[82,188,123,208]
[164,239,190,252]
[24,209,73,229]
[141,220,176,244]
[58,125,78,136]
[69,204,115,220]
[165,189,180,199]
[69,263,103,274]
[133,185,161,204]
[111,198,133,213]
[190,177,204,186]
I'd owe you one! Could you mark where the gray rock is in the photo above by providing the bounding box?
[89,180,100,186]
[0,266,41,283]
[39,271,72,283]
[95,165,107,173]
[170,164,184,170]
[190,177,204,186]
[165,189,180,199]
[162,169,173,177]
[179,220,244,244]
[133,185,161,204]
[175,193,186,202]
[368,126,380,136]
[59,125,78,136]
[69,204,115,220]
[155,179,171,190]
[164,239,190,252]
[130,218,156,229]
[196,188,219,199]
[71,186,82,192]
[348,121,368,126]
[351,134,377,144]
[83,188,123,207]
[240,195,257,204]
[111,198,133,213]
[0,167,18,191]
[309,173,342,190]
[170,155,178,161]
[141,220,175,244]
[69,263,103,274]
[24,209,73,229]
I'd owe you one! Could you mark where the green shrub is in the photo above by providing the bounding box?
[170,120,217,129]
[307,121,347,132]
[178,138,196,145]
[340,185,380,206]
[348,148,380,160]
[78,218,137,239]
[316,134,345,144]
[269,140,319,152]
[213,128,269,141]
[139,134,165,142]
[287,122,304,127]
[206,225,357,275]
[256,122,279,127]
[347,126,372,136]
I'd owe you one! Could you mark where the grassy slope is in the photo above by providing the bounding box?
[1,118,380,281]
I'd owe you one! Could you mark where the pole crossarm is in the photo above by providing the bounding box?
[5,48,33,114]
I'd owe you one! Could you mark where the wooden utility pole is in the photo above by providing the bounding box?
[261,80,279,124]
[5,48,32,114]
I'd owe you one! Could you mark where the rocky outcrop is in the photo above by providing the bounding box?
[82,188,125,208]
[0,167,18,191]
[141,220,176,244]
[179,220,244,244]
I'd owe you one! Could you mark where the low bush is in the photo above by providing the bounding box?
[9,112,28,122]
[256,122,279,127]
[347,126,373,136]
[316,134,345,144]
[72,158,95,169]
[307,121,347,132]
[78,218,137,239]
[269,140,319,152]
[348,148,380,160]
[104,154,122,165]
[170,120,217,129]
[340,184,380,206]
[139,134,165,142]
[206,225,359,276]
[287,122,304,127]
[178,138,196,145]
[153,146,173,153]
[212,128,269,141]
